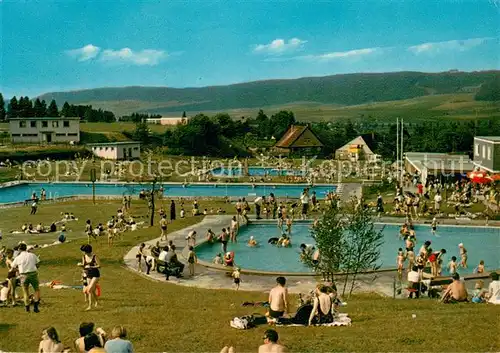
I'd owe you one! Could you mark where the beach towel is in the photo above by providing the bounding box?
[275,313,352,327]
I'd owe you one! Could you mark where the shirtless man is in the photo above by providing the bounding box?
[268,277,288,319]
[441,273,468,303]
[258,329,287,353]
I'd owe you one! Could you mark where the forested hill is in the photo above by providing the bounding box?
[38,70,499,114]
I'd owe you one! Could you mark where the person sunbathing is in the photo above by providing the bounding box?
[441,273,468,303]
[308,285,334,325]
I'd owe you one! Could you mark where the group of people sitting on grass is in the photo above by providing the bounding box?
[35,322,134,353]
[406,268,500,304]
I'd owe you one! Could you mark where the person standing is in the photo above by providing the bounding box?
[300,189,309,220]
[11,243,41,312]
[219,228,229,253]
[254,196,263,220]
[187,246,197,277]
[30,200,38,215]
[434,192,442,213]
[170,200,176,221]
[79,244,101,311]
[159,216,168,241]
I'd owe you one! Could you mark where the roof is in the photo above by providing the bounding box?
[87,141,141,146]
[336,135,376,155]
[274,125,323,148]
[405,152,475,173]
[475,136,500,142]
[9,117,80,120]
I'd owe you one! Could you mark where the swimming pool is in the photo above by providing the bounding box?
[211,167,304,177]
[196,223,500,274]
[0,182,336,204]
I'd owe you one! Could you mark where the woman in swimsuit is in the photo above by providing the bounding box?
[308,285,334,326]
[79,244,101,311]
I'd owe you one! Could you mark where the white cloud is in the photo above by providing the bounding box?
[66,44,101,61]
[408,37,493,54]
[253,38,307,55]
[301,47,381,62]
[100,48,167,66]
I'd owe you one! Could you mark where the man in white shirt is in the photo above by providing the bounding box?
[11,243,41,312]
[407,266,421,299]
[158,247,169,262]
[434,192,442,212]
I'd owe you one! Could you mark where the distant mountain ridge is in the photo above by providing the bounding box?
[38,70,499,115]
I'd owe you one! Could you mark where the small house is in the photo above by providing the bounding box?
[87,141,141,160]
[273,125,323,155]
[335,135,379,161]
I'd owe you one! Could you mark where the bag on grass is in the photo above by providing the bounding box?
[230,317,249,330]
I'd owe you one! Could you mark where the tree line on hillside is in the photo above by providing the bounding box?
[130,108,500,159]
[0,93,165,123]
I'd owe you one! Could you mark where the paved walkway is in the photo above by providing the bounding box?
[124,215,399,296]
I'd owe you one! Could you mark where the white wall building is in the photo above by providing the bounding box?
[9,117,80,144]
[146,117,189,125]
[88,141,141,160]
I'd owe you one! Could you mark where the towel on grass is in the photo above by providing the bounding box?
[275,313,352,327]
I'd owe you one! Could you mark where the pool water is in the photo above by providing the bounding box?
[0,182,336,204]
[196,223,500,274]
[211,167,304,177]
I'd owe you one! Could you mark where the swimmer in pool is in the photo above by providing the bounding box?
[268,237,279,245]
[247,236,257,247]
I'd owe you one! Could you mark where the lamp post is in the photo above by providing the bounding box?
[150,175,158,227]
[90,165,97,205]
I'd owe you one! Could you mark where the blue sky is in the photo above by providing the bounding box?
[1,0,499,98]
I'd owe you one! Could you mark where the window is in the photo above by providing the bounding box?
[42,121,48,128]
[23,133,38,137]
[30,121,36,128]
[11,133,21,137]
[19,121,27,128]
[482,145,486,158]
[55,133,66,136]
[475,144,479,156]
[67,133,78,136]
[133,147,139,150]
[63,121,70,127]
[52,121,59,128]
[487,147,492,160]
[110,147,115,151]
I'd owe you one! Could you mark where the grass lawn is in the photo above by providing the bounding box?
[1,199,499,352]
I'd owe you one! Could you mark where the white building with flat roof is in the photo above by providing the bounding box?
[87,141,141,160]
[9,117,80,144]
[146,117,189,125]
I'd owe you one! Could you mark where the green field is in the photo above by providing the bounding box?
[0,199,499,352]
[80,93,500,123]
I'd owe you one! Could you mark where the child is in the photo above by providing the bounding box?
[187,246,197,277]
[247,236,257,247]
[232,267,241,290]
[285,216,292,235]
[475,260,485,274]
[180,208,185,218]
[458,243,468,268]
[472,280,486,303]
[0,281,9,305]
[448,256,458,275]
[213,253,223,265]
[431,217,437,235]
[397,248,405,280]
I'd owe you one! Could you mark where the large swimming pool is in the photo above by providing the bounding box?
[196,223,500,274]
[211,166,304,177]
[0,182,336,204]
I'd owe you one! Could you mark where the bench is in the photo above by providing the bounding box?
[155,258,184,280]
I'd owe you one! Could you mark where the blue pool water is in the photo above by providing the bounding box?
[0,182,336,204]
[196,223,500,274]
[211,167,304,177]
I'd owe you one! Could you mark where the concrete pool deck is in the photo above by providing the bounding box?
[123,215,500,296]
